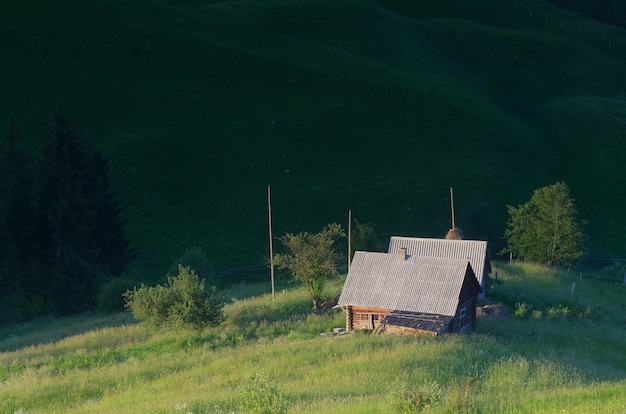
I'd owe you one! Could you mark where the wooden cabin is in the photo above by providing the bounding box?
[337,250,482,336]
[388,236,491,298]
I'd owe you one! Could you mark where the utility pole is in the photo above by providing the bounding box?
[267,185,275,302]
[450,186,456,229]
[348,209,352,273]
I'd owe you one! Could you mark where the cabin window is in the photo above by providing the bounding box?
[459,307,467,329]
[355,313,383,329]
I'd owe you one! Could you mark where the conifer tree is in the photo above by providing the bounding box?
[86,143,135,276]
[34,107,133,314]
[0,122,35,300]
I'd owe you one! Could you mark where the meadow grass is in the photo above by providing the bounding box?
[1,262,625,413]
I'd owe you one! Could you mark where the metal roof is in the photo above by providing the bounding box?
[388,236,491,287]
[337,252,477,317]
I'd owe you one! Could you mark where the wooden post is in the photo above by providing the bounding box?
[571,282,576,296]
[348,209,352,273]
[450,187,455,229]
[267,185,275,302]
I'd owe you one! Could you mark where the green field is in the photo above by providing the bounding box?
[1,0,625,279]
[2,3,625,410]
[1,262,625,413]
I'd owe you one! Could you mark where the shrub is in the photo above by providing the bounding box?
[123,265,224,331]
[547,304,570,319]
[387,378,442,413]
[239,373,288,414]
[531,309,544,319]
[514,302,533,319]
[546,302,591,320]
[97,277,137,314]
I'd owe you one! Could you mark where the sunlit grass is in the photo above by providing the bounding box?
[0,264,625,413]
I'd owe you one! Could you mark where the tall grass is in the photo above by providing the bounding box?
[0,262,625,413]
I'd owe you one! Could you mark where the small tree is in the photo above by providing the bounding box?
[274,223,345,310]
[124,265,224,331]
[502,182,586,266]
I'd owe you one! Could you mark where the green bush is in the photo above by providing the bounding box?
[239,373,288,414]
[387,378,442,413]
[514,302,533,319]
[123,265,224,331]
[547,304,569,319]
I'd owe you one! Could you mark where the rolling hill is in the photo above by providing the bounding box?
[1,0,625,278]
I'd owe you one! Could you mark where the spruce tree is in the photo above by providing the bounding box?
[0,122,35,299]
[34,107,133,314]
[88,150,135,276]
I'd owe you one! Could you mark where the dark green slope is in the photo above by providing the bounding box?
[1,0,624,278]
[378,0,626,257]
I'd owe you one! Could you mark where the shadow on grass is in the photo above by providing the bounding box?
[0,312,138,352]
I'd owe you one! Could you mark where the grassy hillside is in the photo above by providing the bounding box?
[1,262,625,412]
[1,0,625,278]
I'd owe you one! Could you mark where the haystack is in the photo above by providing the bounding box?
[445,227,464,240]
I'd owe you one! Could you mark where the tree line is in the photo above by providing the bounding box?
[273,183,588,311]
[0,104,590,327]
[0,107,134,323]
